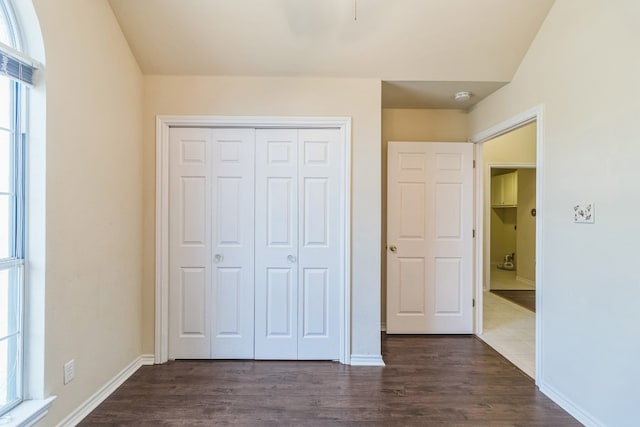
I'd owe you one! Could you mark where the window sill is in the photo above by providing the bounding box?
[0,397,56,427]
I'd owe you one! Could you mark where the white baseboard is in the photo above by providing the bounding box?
[380,322,387,332]
[539,381,604,427]
[57,354,155,427]
[350,354,385,366]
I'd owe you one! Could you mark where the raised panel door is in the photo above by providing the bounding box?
[210,129,256,358]
[254,129,299,359]
[297,129,341,360]
[386,148,429,333]
[169,128,213,358]
[387,142,474,334]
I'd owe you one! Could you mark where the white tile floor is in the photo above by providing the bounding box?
[477,265,536,378]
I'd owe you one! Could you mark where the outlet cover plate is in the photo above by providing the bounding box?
[64,359,75,384]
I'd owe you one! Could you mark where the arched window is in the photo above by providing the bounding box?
[0,1,18,48]
[0,0,35,417]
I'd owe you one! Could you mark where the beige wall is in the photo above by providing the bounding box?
[380,108,468,325]
[516,169,536,283]
[482,122,536,164]
[470,1,640,424]
[382,109,469,143]
[482,123,536,288]
[142,76,382,356]
[32,0,144,424]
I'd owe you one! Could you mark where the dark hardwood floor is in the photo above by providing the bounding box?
[79,335,580,426]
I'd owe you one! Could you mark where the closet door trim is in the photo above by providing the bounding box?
[155,115,352,365]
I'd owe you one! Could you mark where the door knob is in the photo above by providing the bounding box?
[389,245,397,253]
[214,254,224,263]
[287,254,297,263]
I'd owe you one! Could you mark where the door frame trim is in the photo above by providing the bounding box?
[470,105,544,385]
[155,115,352,364]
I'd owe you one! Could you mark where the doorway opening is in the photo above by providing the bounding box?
[472,107,543,384]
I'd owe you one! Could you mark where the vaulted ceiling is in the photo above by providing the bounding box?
[108,0,555,108]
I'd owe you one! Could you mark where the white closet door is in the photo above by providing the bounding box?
[169,128,213,359]
[170,126,343,361]
[297,129,341,360]
[169,128,255,359]
[255,129,342,360]
[210,129,256,358]
[254,129,299,359]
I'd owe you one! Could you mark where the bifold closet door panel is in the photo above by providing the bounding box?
[169,127,256,360]
[254,129,299,359]
[255,128,342,360]
[170,126,342,361]
[210,129,256,358]
[169,128,213,359]
[297,129,342,360]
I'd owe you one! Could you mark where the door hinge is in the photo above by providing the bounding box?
[473,160,476,168]
[472,298,475,308]
[472,229,476,238]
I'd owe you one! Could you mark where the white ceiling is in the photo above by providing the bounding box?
[108,0,555,108]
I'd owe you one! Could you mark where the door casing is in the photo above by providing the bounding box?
[471,105,544,386]
[155,115,352,364]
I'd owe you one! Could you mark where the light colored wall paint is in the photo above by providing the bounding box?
[142,76,382,356]
[382,109,469,143]
[516,169,536,283]
[482,123,536,288]
[470,1,640,425]
[31,0,144,424]
[381,108,467,325]
[482,122,536,164]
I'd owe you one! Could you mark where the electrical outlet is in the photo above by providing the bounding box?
[64,359,75,384]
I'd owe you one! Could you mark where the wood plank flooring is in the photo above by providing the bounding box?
[79,335,580,426]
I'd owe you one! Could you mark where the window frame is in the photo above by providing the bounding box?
[0,69,27,421]
[0,0,18,49]
[0,0,26,416]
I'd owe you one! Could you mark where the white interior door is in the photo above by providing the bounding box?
[169,126,343,360]
[169,128,255,359]
[169,128,213,358]
[297,129,341,360]
[255,129,342,360]
[387,142,474,334]
[254,129,299,359]
[210,129,255,358]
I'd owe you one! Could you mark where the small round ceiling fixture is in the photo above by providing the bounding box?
[454,91,471,102]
